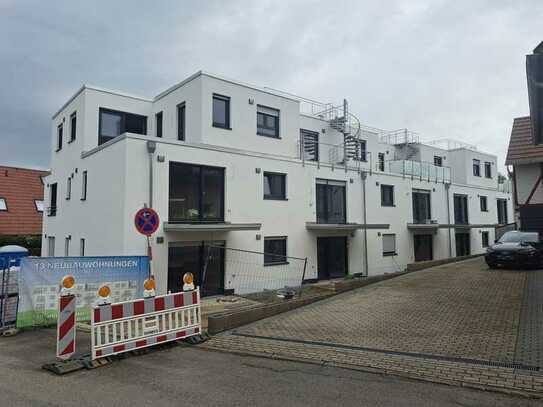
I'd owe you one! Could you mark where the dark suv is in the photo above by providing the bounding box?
[485,231,543,269]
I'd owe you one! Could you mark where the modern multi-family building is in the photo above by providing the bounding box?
[42,71,513,296]
[506,41,543,234]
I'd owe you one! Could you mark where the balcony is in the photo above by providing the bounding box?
[384,160,451,183]
[298,137,373,173]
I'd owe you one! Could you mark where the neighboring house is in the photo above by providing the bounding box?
[506,41,543,235]
[42,71,513,296]
[0,165,48,253]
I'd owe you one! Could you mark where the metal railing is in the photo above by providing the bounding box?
[382,160,451,183]
[497,181,512,193]
[379,129,420,145]
[424,138,477,151]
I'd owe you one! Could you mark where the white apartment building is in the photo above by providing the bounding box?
[42,71,513,296]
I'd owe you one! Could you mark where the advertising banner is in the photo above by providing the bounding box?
[17,256,149,328]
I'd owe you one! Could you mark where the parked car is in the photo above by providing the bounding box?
[485,231,543,269]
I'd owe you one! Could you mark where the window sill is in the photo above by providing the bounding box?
[381,204,395,207]
[383,252,397,257]
[213,124,232,130]
[257,132,281,139]
[264,261,289,267]
[264,197,288,201]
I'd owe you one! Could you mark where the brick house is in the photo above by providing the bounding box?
[0,165,49,253]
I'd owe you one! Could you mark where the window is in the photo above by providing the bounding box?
[412,189,431,223]
[47,236,55,257]
[257,105,280,138]
[263,172,286,200]
[80,239,85,256]
[70,112,77,142]
[49,183,57,216]
[156,112,163,138]
[66,178,71,200]
[35,200,44,212]
[454,194,469,225]
[354,140,367,161]
[264,237,287,265]
[65,237,70,256]
[316,179,346,223]
[0,198,6,211]
[434,156,443,167]
[497,199,508,224]
[177,103,185,141]
[378,153,385,171]
[484,162,492,178]
[382,234,396,256]
[381,184,394,207]
[57,123,63,151]
[480,196,488,212]
[98,108,147,145]
[300,129,319,161]
[482,231,490,248]
[169,162,225,223]
[81,171,87,200]
[212,94,230,129]
[473,159,481,177]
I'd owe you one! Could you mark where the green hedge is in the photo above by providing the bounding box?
[0,235,41,256]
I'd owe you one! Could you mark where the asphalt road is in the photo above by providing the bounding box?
[0,329,539,407]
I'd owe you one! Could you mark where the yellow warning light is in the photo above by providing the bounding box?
[143,278,156,291]
[183,272,194,285]
[61,275,75,289]
[98,285,111,298]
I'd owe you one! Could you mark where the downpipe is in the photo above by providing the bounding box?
[147,141,157,208]
[445,183,452,257]
[362,171,369,276]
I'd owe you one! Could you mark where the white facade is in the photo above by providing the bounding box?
[43,71,513,295]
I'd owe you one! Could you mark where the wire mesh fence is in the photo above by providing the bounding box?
[202,244,308,300]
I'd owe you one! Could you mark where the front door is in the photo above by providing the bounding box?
[414,234,433,262]
[455,233,471,257]
[317,237,348,279]
[168,241,225,297]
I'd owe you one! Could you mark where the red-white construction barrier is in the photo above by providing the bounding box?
[91,288,201,360]
[56,294,76,360]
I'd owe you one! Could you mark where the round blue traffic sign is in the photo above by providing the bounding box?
[134,208,160,236]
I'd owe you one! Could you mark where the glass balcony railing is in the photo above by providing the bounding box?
[385,160,451,183]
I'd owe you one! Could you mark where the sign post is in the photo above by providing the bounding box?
[134,208,160,278]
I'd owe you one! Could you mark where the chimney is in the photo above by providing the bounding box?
[527,41,543,144]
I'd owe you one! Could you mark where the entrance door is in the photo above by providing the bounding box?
[168,241,225,297]
[455,233,471,257]
[414,234,433,262]
[317,237,348,279]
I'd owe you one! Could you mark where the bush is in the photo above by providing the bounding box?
[0,235,42,253]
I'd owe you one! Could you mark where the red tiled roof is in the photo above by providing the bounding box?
[505,116,543,165]
[0,166,49,236]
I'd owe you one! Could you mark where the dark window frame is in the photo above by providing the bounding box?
[473,159,481,177]
[98,107,147,146]
[264,236,288,266]
[484,162,492,178]
[482,231,490,248]
[300,129,319,161]
[80,238,85,256]
[69,112,77,143]
[156,111,163,138]
[316,179,347,224]
[412,189,432,224]
[382,233,397,257]
[56,123,63,152]
[497,198,508,224]
[177,103,186,141]
[257,105,280,138]
[354,139,367,162]
[212,94,231,129]
[454,194,469,225]
[380,184,395,207]
[263,172,287,200]
[81,171,87,201]
[49,183,57,216]
[434,156,443,167]
[378,153,385,171]
[480,195,488,212]
[66,177,71,200]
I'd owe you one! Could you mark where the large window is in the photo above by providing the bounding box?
[212,94,230,129]
[264,237,287,265]
[480,196,488,212]
[257,105,280,138]
[412,189,431,223]
[98,108,147,145]
[70,112,77,142]
[381,184,394,207]
[473,159,481,177]
[300,129,319,161]
[382,234,396,256]
[263,172,286,200]
[454,194,469,225]
[177,103,185,140]
[316,179,346,224]
[49,183,57,216]
[497,199,508,224]
[57,124,63,151]
[169,162,224,223]
[484,162,492,178]
[156,111,163,138]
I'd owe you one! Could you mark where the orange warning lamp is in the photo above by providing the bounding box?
[183,272,194,285]
[61,275,75,289]
[144,278,156,291]
[98,285,111,298]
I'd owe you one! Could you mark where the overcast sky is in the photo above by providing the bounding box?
[0,0,541,172]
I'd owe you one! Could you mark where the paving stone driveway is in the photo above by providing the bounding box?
[202,257,543,396]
